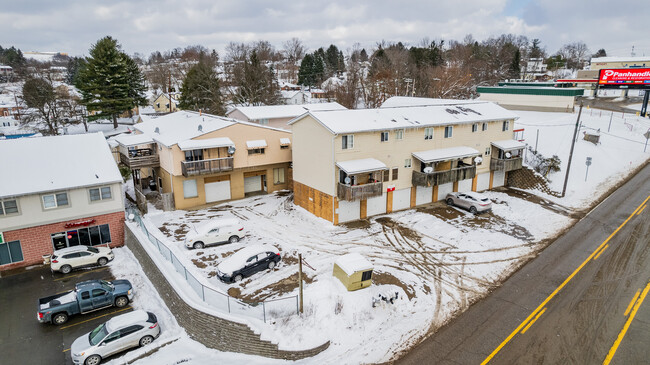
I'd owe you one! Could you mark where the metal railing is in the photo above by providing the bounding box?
[119,152,160,169]
[337,181,383,201]
[411,165,476,187]
[490,157,523,172]
[181,157,234,177]
[127,208,298,322]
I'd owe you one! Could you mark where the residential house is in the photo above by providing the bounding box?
[0,133,125,271]
[153,92,181,113]
[289,99,524,224]
[0,65,13,81]
[281,90,309,105]
[226,102,347,130]
[0,102,23,120]
[117,111,293,210]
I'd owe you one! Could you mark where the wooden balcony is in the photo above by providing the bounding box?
[412,165,476,187]
[119,149,159,169]
[490,157,523,172]
[181,157,234,177]
[337,182,383,201]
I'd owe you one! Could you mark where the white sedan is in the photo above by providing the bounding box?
[445,192,492,214]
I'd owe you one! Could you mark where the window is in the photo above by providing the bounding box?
[89,186,112,202]
[482,123,488,131]
[92,289,106,297]
[342,134,354,149]
[361,270,372,281]
[248,148,265,155]
[383,170,389,182]
[392,168,398,181]
[81,292,91,300]
[42,192,68,209]
[259,118,269,125]
[395,129,404,140]
[120,325,144,337]
[424,127,433,140]
[183,179,198,198]
[444,126,453,138]
[0,240,23,265]
[273,168,285,184]
[502,121,509,131]
[472,124,478,133]
[280,145,290,149]
[404,158,412,168]
[184,149,203,161]
[485,147,491,156]
[0,199,18,216]
[77,224,110,246]
[380,131,389,142]
[103,331,121,344]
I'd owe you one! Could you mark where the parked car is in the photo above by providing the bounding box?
[445,191,492,213]
[217,245,281,283]
[50,245,114,274]
[37,279,133,325]
[71,310,160,365]
[184,219,245,249]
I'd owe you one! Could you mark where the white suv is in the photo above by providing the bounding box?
[184,219,245,249]
[50,246,114,274]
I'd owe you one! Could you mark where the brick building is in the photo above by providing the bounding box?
[0,133,125,271]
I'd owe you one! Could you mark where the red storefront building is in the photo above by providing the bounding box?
[0,133,125,271]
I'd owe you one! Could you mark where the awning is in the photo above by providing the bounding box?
[336,158,388,174]
[280,137,291,146]
[412,146,480,163]
[246,140,268,149]
[491,139,526,151]
[113,133,154,147]
[178,137,234,151]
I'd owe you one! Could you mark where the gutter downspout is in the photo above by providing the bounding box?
[332,134,337,223]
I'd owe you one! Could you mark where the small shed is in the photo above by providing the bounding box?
[333,253,373,291]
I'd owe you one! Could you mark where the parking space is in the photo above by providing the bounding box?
[0,265,135,365]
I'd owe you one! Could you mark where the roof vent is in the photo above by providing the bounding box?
[198,124,203,132]
[154,127,160,134]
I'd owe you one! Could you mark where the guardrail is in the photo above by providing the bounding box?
[181,157,234,177]
[411,165,476,187]
[127,208,298,322]
[337,181,383,201]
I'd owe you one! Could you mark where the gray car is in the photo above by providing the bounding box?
[445,191,492,213]
[71,310,160,365]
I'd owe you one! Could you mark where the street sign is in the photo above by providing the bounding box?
[0,232,4,244]
[644,131,650,140]
[586,157,592,166]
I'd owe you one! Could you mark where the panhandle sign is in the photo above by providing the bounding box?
[598,68,650,88]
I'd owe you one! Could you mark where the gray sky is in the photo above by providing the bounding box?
[2,0,648,59]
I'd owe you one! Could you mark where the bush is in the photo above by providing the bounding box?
[527,147,561,178]
[119,165,132,182]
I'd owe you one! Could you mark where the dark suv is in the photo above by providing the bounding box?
[217,245,281,283]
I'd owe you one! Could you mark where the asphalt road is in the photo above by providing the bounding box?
[0,265,133,365]
[397,162,650,365]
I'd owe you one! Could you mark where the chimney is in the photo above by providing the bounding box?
[199,109,202,116]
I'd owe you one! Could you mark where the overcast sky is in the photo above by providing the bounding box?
[2,0,648,59]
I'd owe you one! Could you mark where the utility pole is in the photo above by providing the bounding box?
[298,253,304,314]
[562,102,583,197]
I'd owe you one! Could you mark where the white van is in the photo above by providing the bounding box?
[184,219,245,249]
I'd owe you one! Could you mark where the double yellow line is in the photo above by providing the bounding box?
[481,195,650,365]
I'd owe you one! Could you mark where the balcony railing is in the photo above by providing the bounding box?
[181,157,234,177]
[412,165,476,187]
[490,157,523,172]
[119,151,160,169]
[337,182,383,201]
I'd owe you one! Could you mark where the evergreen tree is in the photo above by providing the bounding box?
[298,54,315,86]
[65,57,86,85]
[359,49,368,62]
[530,38,543,58]
[178,60,225,115]
[509,48,521,79]
[75,36,146,128]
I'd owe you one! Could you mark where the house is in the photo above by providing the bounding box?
[117,111,293,210]
[289,99,524,224]
[0,133,125,271]
[0,102,23,120]
[521,58,548,81]
[281,90,309,105]
[0,65,13,81]
[153,92,181,113]
[226,102,347,130]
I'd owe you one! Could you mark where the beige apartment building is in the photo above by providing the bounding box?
[226,102,346,130]
[289,99,524,224]
[116,111,292,210]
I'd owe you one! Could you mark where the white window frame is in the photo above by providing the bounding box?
[42,192,69,210]
[0,199,19,216]
[342,134,354,149]
[485,147,491,156]
[404,158,412,168]
[273,167,286,185]
[472,124,478,133]
[502,121,509,131]
[183,179,198,199]
[424,127,433,140]
[89,186,112,202]
[248,148,265,155]
[444,126,453,138]
[380,131,389,142]
[395,129,404,140]
[482,122,488,131]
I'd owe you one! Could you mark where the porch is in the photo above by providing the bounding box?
[411,146,480,187]
[336,158,387,201]
[490,140,526,172]
[181,157,234,177]
[114,133,160,169]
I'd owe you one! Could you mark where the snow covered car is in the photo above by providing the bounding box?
[184,219,245,249]
[217,245,281,283]
[71,310,160,365]
[50,245,114,274]
[445,191,492,213]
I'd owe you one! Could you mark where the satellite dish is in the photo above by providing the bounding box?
[474,156,483,164]
[228,146,236,155]
[344,176,351,184]
[423,166,434,173]
[505,152,512,158]
[198,124,203,132]
[154,127,160,134]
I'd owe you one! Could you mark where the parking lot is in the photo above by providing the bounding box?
[0,265,134,365]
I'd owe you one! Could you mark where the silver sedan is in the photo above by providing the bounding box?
[445,192,492,214]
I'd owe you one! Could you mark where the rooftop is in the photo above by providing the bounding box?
[227,102,347,121]
[591,56,650,64]
[134,111,235,147]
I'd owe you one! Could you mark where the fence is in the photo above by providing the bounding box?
[127,208,298,322]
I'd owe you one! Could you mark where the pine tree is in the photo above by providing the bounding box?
[509,48,521,79]
[298,54,314,86]
[178,60,225,115]
[75,36,146,128]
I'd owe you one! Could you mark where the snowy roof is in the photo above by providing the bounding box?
[491,139,526,151]
[336,158,388,174]
[280,137,291,146]
[134,111,235,147]
[380,97,479,108]
[178,137,234,151]
[591,56,650,63]
[0,133,122,198]
[291,102,518,135]
[412,146,480,163]
[227,102,347,120]
[217,245,279,276]
[281,90,304,99]
[106,310,149,332]
[335,253,373,275]
[113,133,154,147]
[246,140,267,149]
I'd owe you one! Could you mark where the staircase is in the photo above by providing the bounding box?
[507,166,562,197]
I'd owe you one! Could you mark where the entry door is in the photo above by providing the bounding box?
[205,180,231,202]
[52,233,67,250]
[244,175,262,193]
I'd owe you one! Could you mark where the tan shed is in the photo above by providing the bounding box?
[333,253,373,291]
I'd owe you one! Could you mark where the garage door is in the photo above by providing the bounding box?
[458,178,472,192]
[415,186,432,206]
[367,194,387,217]
[493,171,506,188]
[338,200,360,223]
[477,172,490,191]
[392,188,411,211]
[437,182,453,201]
[244,176,262,193]
[205,180,231,203]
